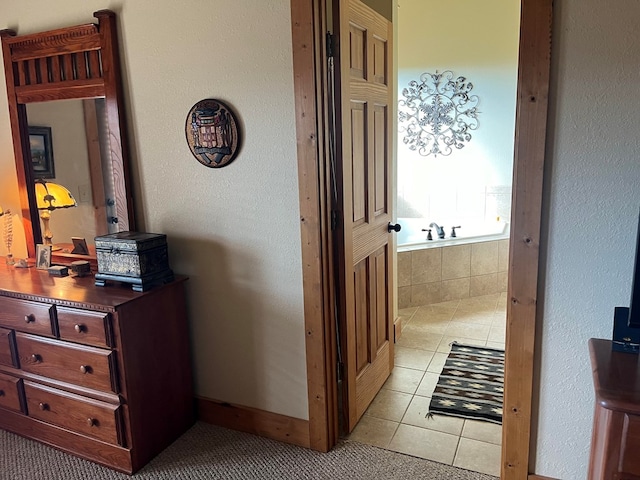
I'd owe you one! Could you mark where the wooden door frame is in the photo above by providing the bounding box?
[290,0,553,478]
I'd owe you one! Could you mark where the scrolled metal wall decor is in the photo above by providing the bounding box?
[398,70,479,157]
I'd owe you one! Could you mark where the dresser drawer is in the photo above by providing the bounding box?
[0,372,24,413]
[0,297,54,337]
[56,307,112,348]
[0,327,17,367]
[24,381,123,445]
[16,333,118,394]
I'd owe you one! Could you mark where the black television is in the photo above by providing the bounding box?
[612,208,640,352]
[628,208,640,329]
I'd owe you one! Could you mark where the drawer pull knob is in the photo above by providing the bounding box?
[74,324,85,333]
[38,402,48,411]
[87,418,96,427]
[80,365,91,374]
[0,390,4,397]
[31,354,41,363]
[24,314,35,323]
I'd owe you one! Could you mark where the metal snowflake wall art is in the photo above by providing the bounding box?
[398,71,480,157]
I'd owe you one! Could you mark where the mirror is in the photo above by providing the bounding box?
[0,10,133,268]
[26,99,119,251]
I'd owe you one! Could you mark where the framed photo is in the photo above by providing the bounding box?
[29,126,55,179]
[71,237,89,255]
[36,244,52,270]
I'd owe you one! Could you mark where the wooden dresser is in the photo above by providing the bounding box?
[588,338,640,480]
[0,261,194,474]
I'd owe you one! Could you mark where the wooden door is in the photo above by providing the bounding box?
[333,0,395,433]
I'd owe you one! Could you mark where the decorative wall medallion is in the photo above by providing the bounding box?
[186,99,241,168]
[398,71,479,157]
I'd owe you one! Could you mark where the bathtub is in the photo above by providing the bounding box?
[396,218,511,307]
[396,217,510,252]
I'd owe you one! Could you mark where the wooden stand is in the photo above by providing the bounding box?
[588,338,640,479]
[0,260,194,474]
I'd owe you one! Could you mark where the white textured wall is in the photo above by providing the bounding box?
[536,0,640,478]
[0,0,308,420]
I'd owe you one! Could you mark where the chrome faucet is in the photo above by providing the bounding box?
[429,222,445,239]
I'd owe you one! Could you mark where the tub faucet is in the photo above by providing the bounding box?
[429,222,445,239]
[421,228,433,240]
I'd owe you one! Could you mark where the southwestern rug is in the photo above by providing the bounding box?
[428,343,504,424]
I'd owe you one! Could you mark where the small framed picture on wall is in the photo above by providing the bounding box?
[29,126,55,179]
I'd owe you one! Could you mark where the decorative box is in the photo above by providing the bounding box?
[70,260,91,277]
[48,265,69,277]
[94,231,174,292]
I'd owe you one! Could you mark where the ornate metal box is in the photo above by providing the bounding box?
[94,232,174,291]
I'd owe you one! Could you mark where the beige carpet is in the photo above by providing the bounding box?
[0,422,498,479]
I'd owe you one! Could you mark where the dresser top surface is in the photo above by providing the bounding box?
[0,260,185,310]
[589,338,640,413]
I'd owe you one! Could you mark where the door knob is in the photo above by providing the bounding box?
[387,223,402,233]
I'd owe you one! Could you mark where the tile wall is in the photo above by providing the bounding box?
[397,185,512,225]
[398,239,509,308]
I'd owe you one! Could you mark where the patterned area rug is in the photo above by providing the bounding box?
[429,343,504,424]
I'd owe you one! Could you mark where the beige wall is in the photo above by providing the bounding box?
[0,0,308,420]
[397,0,519,224]
[362,0,393,20]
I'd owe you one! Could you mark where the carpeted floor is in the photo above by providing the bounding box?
[0,421,498,479]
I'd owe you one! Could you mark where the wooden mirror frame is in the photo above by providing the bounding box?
[0,10,134,267]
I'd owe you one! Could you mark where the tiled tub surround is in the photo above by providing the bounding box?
[398,239,510,308]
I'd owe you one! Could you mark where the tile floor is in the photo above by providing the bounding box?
[344,292,506,477]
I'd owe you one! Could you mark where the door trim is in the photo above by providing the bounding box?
[502,1,553,477]
[290,0,338,451]
[290,1,553,478]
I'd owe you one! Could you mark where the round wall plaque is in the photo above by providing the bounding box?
[185,99,241,168]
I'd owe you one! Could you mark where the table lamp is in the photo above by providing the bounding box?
[0,205,15,265]
[35,179,77,249]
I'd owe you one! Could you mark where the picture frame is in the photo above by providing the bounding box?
[71,237,89,255]
[35,244,52,270]
[29,126,55,179]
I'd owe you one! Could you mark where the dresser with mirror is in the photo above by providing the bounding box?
[0,11,194,473]
[1,9,133,269]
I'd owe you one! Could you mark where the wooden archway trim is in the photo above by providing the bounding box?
[502,0,553,477]
[290,1,553,479]
[290,0,338,451]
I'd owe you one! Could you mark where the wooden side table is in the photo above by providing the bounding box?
[589,338,640,479]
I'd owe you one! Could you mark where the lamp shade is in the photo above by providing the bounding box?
[35,180,77,211]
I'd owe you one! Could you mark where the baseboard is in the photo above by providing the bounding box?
[196,397,311,449]
[529,475,559,480]
[394,316,402,342]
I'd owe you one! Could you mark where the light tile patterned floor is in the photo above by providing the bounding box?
[345,292,506,477]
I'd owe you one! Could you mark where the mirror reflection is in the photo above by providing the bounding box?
[26,98,117,254]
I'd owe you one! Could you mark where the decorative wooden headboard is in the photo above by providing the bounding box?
[1,10,120,103]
